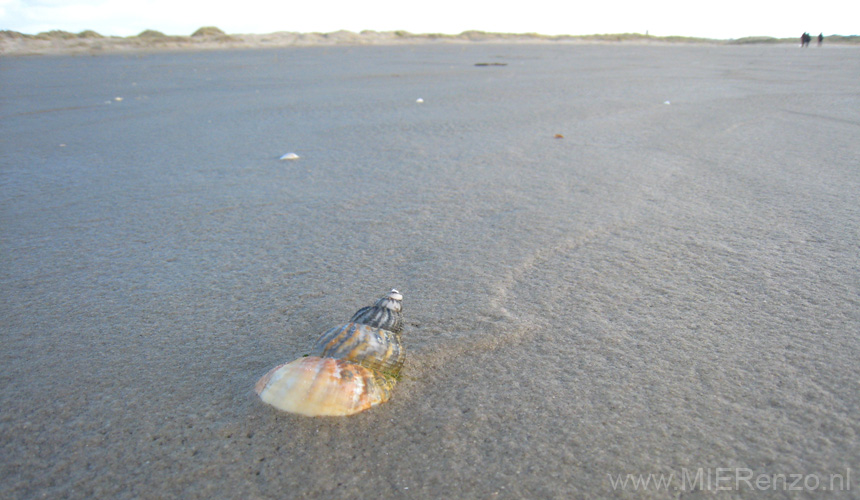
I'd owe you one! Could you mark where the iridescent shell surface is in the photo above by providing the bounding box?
[311,323,404,376]
[255,289,404,417]
[255,357,393,417]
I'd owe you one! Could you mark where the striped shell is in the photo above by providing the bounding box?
[255,289,404,417]
[310,323,404,376]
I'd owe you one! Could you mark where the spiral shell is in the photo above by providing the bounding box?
[310,323,405,376]
[255,289,404,417]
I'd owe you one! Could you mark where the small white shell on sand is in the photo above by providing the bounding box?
[280,152,300,160]
[416,98,424,103]
[664,100,671,105]
[114,97,123,102]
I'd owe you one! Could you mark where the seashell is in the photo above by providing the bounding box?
[416,98,424,103]
[255,289,404,417]
[348,288,403,332]
[280,152,300,160]
[311,323,405,375]
[255,357,394,417]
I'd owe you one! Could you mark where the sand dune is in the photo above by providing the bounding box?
[3,26,858,56]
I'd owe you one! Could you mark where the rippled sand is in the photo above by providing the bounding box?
[1,44,858,498]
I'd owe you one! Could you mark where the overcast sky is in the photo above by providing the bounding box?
[1,0,856,39]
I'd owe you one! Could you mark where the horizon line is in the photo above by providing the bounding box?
[4,27,858,41]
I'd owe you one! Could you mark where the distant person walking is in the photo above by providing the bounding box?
[800,32,811,47]
[818,33,824,46]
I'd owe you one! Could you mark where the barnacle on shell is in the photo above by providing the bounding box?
[255,289,404,417]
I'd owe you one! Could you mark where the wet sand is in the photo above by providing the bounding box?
[1,44,859,498]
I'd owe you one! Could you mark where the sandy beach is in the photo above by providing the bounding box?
[1,43,858,498]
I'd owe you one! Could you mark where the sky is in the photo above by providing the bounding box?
[0,0,856,40]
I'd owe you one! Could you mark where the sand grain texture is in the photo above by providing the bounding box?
[1,44,858,498]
